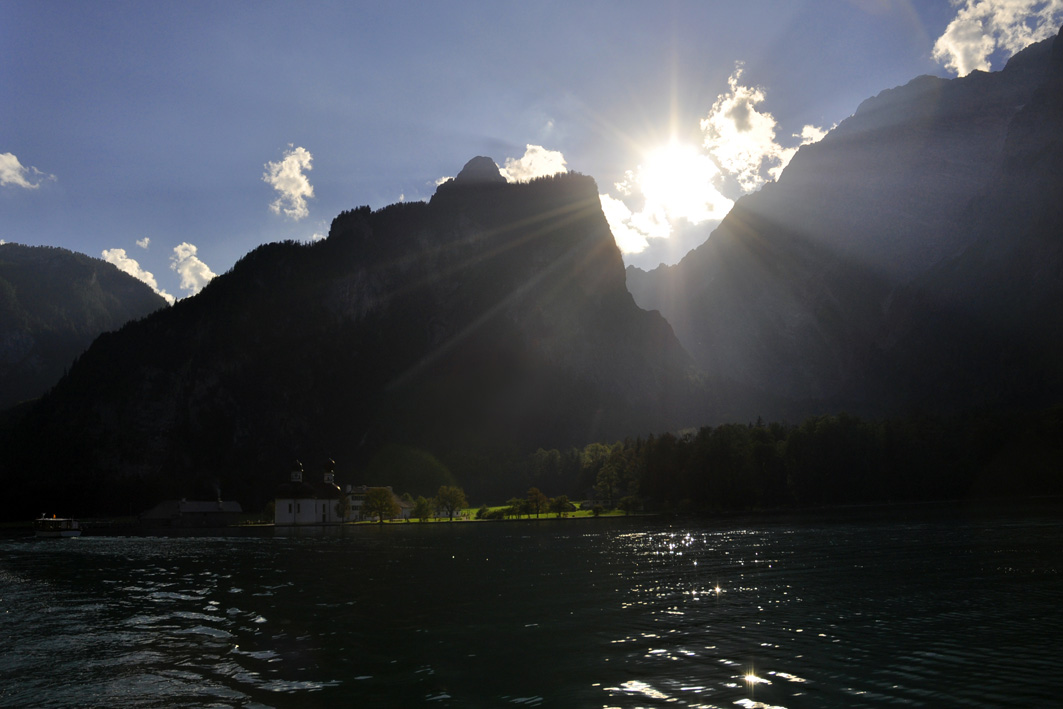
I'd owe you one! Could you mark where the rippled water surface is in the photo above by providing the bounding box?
[2,505,1061,707]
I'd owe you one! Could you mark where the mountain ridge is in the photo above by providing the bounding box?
[0,167,703,517]
[0,243,169,410]
[625,28,1063,420]
[4,30,1063,517]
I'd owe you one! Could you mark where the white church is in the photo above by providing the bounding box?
[273,459,410,525]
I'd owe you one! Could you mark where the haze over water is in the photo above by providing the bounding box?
[1,505,1060,707]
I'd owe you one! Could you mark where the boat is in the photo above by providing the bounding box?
[33,515,82,538]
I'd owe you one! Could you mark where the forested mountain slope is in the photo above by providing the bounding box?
[0,162,702,517]
[0,243,168,410]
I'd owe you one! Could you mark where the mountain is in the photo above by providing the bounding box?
[626,28,1063,421]
[8,29,1063,519]
[0,243,169,411]
[888,26,1063,412]
[0,164,701,518]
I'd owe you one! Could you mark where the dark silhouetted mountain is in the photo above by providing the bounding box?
[0,165,701,517]
[0,243,168,410]
[627,28,1063,421]
[887,25,1063,412]
[449,155,507,185]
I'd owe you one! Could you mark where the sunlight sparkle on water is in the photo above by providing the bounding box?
[605,679,672,702]
[735,700,788,709]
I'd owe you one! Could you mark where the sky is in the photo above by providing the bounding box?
[3,1,1062,304]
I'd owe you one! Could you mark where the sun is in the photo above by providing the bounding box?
[601,139,737,257]
[634,141,732,226]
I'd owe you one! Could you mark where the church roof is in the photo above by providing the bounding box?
[275,480,342,499]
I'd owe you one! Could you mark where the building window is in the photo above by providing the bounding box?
[288,503,292,513]
[296,503,301,514]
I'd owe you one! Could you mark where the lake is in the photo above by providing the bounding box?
[1,504,1061,707]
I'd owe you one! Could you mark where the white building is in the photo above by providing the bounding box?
[346,484,414,522]
[274,460,344,526]
[274,460,414,525]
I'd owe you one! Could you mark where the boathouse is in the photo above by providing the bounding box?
[140,499,243,528]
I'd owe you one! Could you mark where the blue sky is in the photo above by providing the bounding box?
[3,1,1061,303]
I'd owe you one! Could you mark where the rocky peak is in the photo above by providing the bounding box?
[452,156,506,185]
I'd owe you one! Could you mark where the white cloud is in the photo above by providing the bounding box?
[602,143,736,257]
[796,124,830,144]
[933,0,1063,76]
[499,144,568,182]
[306,219,329,244]
[700,66,828,194]
[768,123,835,182]
[136,237,150,249]
[170,242,216,297]
[263,145,314,220]
[625,143,733,225]
[0,152,55,189]
[102,248,175,305]
[600,193,652,254]
[602,68,829,260]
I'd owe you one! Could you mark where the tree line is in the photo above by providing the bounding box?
[508,408,1063,513]
[360,484,470,523]
[322,407,1063,524]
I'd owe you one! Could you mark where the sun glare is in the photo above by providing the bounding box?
[635,142,733,226]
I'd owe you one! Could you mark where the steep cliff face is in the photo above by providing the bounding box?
[626,31,1062,420]
[0,243,169,410]
[0,162,700,516]
[887,26,1063,411]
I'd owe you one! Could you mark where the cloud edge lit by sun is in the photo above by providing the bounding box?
[599,66,830,263]
[933,0,1063,76]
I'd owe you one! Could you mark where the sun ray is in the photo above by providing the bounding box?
[634,141,733,226]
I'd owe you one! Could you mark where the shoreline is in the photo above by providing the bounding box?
[3,496,1058,538]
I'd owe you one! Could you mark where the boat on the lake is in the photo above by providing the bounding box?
[33,515,82,538]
